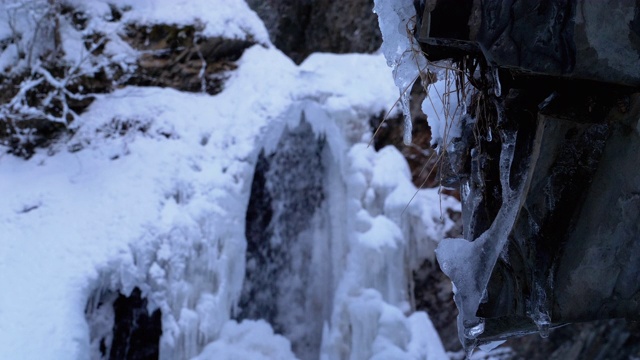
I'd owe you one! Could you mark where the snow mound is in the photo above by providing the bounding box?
[193,320,297,360]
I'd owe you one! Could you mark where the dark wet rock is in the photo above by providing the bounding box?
[416,0,640,87]
[413,0,640,355]
[246,0,382,63]
[109,288,162,360]
[506,319,640,360]
[85,287,162,360]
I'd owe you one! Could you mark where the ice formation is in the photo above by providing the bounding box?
[373,0,520,357]
[435,129,532,352]
[373,0,428,146]
[433,97,542,354]
[373,0,467,152]
[0,1,459,359]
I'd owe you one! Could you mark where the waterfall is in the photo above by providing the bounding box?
[239,117,332,359]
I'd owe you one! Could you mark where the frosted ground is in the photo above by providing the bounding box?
[0,0,503,359]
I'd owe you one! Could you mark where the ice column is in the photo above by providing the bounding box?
[374,0,427,146]
[436,123,543,355]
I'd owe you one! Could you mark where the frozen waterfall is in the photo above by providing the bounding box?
[0,46,457,360]
[0,0,460,358]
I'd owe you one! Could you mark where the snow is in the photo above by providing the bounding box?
[0,0,462,359]
[407,312,450,360]
[192,320,297,360]
[66,0,270,44]
[372,0,467,151]
[422,75,465,148]
[0,1,52,72]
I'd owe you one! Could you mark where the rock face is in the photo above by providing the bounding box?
[246,0,382,63]
[416,0,640,86]
[507,319,640,360]
[413,0,640,356]
[122,24,254,95]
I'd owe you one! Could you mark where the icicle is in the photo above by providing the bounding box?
[373,0,426,146]
[464,319,485,339]
[492,66,501,97]
[463,338,478,360]
[487,128,493,142]
[531,308,551,339]
[478,340,506,353]
[538,321,550,339]
[529,309,551,339]
[530,283,552,339]
[538,92,558,111]
[461,179,471,201]
[437,119,543,358]
[401,91,413,145]
[480,289,488,304]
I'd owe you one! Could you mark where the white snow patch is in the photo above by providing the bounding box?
[423,77,465,148]
[67,0,270,44]
[192,320,297,360]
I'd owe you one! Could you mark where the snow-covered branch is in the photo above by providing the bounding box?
[0,0,135,157]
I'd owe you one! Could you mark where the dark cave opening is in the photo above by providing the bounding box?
[109,288,162,360]
[86,286,162,360]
